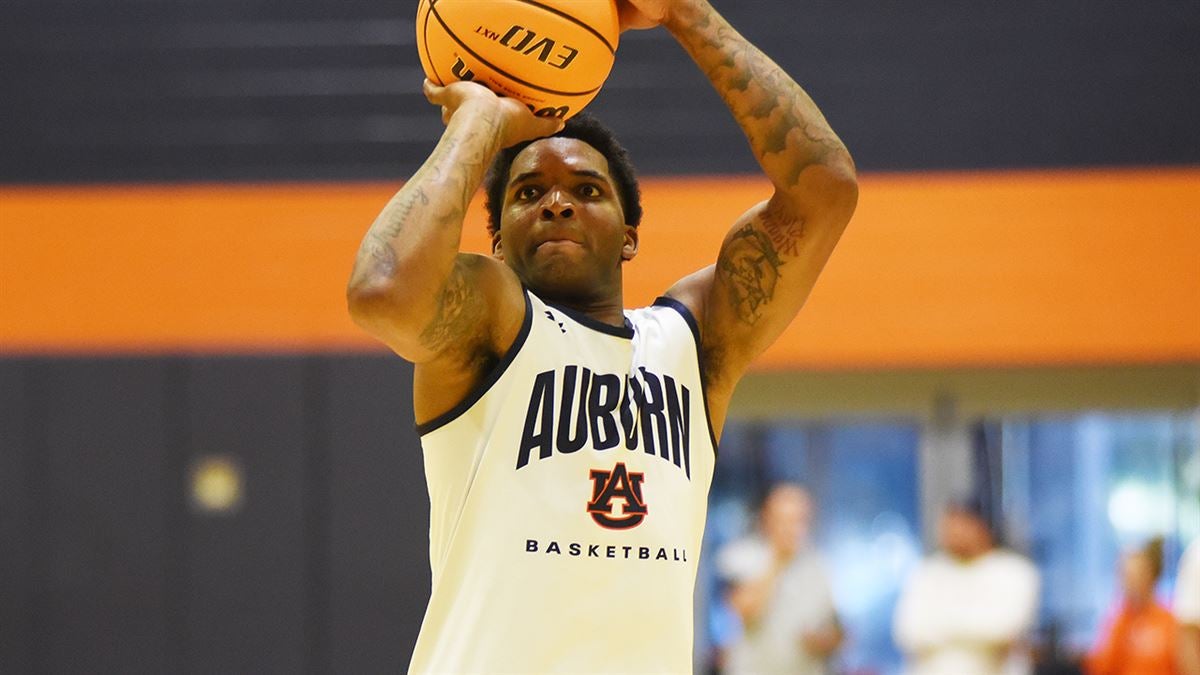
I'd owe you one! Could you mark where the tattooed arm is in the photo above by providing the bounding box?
[347,81,561,418]
[624,0,858,409]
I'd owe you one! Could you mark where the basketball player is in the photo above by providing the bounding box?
[347,0,857,671]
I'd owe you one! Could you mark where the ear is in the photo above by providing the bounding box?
[621,225,638,262]
[491,229,504,260]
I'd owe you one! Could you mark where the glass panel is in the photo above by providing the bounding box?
[701,419,921,675]
[997,413,1200,657]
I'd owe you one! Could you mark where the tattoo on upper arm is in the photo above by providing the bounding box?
[717,224,783,326]
[760,206,804,257]
[419,257,483,354]
[715,206,805,326]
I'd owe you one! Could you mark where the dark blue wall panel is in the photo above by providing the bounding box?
[3,0,1197,182]
[30,360,172,674]
[0,361,33,674]
[0,354,430,674]
[326,355,427,673]
[182,358,309,674]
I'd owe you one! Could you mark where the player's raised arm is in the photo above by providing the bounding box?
[624,0,858,396]
[346,81,562,363]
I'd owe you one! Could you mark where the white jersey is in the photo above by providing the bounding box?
[410,290,718,674]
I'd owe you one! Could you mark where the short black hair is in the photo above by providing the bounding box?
[483,112,643,234]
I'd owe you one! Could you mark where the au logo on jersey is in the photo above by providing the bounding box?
[586,463,647,529]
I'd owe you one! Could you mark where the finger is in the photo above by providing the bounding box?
[540,117,567,135]
[423,78,443,104]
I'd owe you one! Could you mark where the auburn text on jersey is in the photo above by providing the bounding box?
[516,365,693,478]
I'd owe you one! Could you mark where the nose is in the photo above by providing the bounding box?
[539,189,575,221]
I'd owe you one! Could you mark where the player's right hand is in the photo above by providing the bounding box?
[423,79,564,148]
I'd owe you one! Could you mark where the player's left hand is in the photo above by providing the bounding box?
[422,79,563,147]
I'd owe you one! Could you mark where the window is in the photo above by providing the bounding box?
[997,413,1200,655]
[700,419,922,675]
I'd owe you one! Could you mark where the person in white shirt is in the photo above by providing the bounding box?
[718,484,843,675]
[1177,538,1200,675]
[893,498,1040,675]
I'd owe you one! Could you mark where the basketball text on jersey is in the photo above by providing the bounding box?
[516,365,692,477]
[524,538,688,563]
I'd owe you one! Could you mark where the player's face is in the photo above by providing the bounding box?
[493,138,637,303]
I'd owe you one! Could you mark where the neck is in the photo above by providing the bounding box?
[1127,593,1154,609]
[534,277,626,328]
[950,545,992,562]
[551,295,627,327]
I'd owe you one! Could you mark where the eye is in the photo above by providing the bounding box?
[515,186,541,201]
[578,183,602,198]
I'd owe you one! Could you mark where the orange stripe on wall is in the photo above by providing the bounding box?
[1,168,1198,367]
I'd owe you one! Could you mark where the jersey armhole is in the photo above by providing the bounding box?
[651,296,721,457]
[416,291,534,436]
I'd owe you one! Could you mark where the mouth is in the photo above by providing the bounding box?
[534,238,584,253]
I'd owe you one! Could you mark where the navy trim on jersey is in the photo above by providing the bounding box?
[542,297,635,339]
[652,296,721,457]
[415,291,534,437]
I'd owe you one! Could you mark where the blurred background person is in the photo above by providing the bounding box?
[717,483,843,675]
[894,497,1040,675]
[1178,537,1200,675]
[1086,538,1177,675]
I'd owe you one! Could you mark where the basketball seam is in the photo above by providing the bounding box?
[509,0,616,55]
[423,0,446,85]
[428,1,605,98]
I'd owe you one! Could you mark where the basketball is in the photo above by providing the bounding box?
[416,0,620,120]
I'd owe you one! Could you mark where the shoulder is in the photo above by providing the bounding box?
[985,550,1040,585]
[447,253,525,350]
[1176,540,1200,622]
[918,553,970,581]
[994,549,1037,571]
[629,295,702,343]
[412,254,528,427]
[1182,539,1200,571]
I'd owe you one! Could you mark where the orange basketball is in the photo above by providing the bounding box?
[416,0,619,120]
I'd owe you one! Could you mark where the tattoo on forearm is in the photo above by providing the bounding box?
[379,187,430,239]
[674,3,849,189]
[356,107,504,280]
[717,223,783,325]
[366,235,398,272]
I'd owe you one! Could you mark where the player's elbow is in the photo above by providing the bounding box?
[815,160,859,226]
[781,160,858,230]
[347,278,387,324]
[346,278,423,342]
